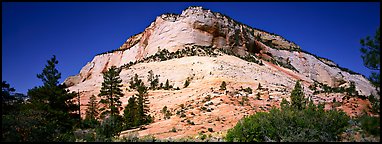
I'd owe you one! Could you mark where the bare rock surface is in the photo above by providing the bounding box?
[63,6,378,140]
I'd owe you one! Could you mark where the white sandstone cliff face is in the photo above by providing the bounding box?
[268,48,376,96]
[64,6,377,102]
[64,6,298,86]
[62,6,378,139]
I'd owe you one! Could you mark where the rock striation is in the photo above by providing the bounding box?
[64,6,376,97]
[63,6,378,139]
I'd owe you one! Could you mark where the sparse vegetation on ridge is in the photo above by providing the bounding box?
[120,45,220,70]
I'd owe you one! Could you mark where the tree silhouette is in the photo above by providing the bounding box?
[360,26,380,88]
[25,55,78,141]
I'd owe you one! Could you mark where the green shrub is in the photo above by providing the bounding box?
[225,102,350,142]
[171,127,177,132]
[357,114,380,136]
[95,115,123,139]
[244,87,252,94]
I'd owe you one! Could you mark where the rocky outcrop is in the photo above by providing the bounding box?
[64,6,376,97]
[64,6,378,106]
[62,6,379,139]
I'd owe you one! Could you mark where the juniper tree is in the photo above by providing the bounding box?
[161,106,171,119]
[98,66,124,117]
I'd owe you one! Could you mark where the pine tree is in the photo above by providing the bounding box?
[83,95,99,129]
[98,66,124,117]
[2,81,18,115]
[220,81,227,90]
[123,96,137,129]
[36,55,61,88]
[164,79,170,90]
[26,55,78,141]
[346,81,358,96]
[135,82,151,125]
[154,75,159,89]
[147,70,159,90]
[360,26,380,88]
[290,80,305,110]
[258,83,262,90]
[85,95,99,121]
[280,98,290,110]
[129,74,142,90]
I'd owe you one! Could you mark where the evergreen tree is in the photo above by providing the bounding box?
[220,81,227,90]
[164,79,170,90]
[154,75,159,89]
[161,106,169,119]
[360,27,380,115]
[85,95,99,120]
[129,74,142,90]
[258,83,262,90]
[184,78,190,88]
[147,70,159,90]
[290,80,305,110]
[36,55,61,88]
[360,26,380,88]
[135,82,152,125]
[346,81,358,96]
[26,55,78,141]
[123,96,137,129]
[98,66,123,117]
[2,81,19,115]
[83,95,99,128]
[280,98,290,110]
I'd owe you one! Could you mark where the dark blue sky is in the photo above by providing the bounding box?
[2,2,380,94]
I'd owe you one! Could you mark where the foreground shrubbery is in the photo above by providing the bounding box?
[356,114,380,136]
[225,102,350,142]
[225,81,351,142]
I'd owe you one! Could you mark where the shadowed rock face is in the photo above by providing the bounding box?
[63,7,378,139]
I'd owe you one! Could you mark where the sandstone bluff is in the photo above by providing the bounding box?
[64,6,378,139]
